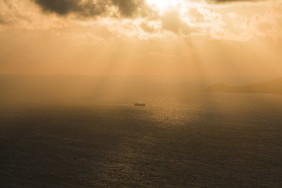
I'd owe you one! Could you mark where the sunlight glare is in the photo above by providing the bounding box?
[146,0,183,14]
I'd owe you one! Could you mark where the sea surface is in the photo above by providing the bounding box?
[0,76,282,187]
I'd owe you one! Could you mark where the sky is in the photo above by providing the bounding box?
[0,0,282,77]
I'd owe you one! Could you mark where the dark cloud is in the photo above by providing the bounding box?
[111,0,144,17]
[33,0,107,17]
[33,0,146,18]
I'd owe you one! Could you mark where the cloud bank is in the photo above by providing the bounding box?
[0,0,281,42]
[33,0,147,17]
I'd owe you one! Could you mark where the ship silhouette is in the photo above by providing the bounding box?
[134,103,146,107]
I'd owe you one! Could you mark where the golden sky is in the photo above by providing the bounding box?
[0,0,282,76]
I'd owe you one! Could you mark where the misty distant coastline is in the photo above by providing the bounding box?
[206,77,282,95]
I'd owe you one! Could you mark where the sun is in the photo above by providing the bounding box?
[146,0,179,13]
[146,0,188,15]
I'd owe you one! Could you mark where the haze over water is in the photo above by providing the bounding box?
[0,75,282,187]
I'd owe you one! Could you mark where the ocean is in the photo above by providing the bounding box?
[0,76,282,187]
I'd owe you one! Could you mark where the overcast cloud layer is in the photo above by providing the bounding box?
[0,0,282,41]
[32,0,262,18]
[33,0,147,17]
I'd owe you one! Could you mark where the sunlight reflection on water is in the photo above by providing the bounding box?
[1,93,282,187]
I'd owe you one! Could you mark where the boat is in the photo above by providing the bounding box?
[134,103,146,107]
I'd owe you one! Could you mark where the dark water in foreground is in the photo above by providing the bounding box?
[1,93,282,187]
